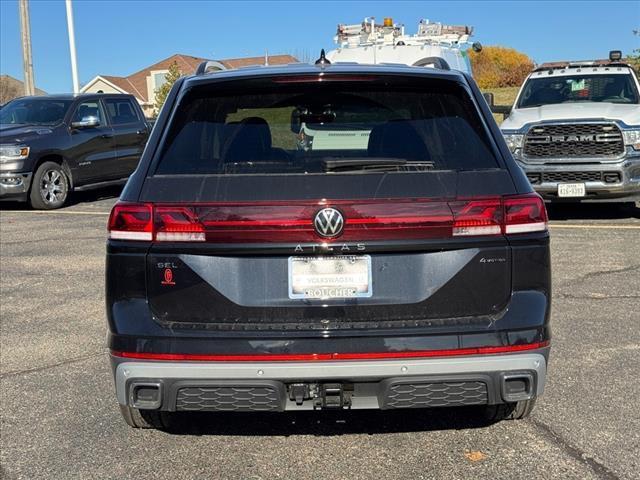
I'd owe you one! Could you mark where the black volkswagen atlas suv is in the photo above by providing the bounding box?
[106,61,551,428]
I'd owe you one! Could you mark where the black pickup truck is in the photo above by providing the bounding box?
[0,94,149,209]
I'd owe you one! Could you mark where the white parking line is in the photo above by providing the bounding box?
[549,224,640,229]
[1,210,110,216]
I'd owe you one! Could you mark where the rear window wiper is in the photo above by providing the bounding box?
[322,157,434,172]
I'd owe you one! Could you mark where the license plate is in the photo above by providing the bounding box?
[557,183,586,197]
[288,255,372,299]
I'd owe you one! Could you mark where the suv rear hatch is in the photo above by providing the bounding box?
[109,73,547,333]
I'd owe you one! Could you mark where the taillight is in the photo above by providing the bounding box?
[450,199,502,236]
[108,202,153,241]
[155,206,206,242]
[157,204,312,243]
[107,195,547,243]
[154,202,453,243]
[503,193,548,234]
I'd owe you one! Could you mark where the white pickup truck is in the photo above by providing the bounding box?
[500,52,640,202]
[295,17,481,153]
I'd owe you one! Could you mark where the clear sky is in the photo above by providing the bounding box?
[1,0,639,93]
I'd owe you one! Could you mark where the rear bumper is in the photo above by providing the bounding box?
[112,349,548,412]
[515,157,640,201]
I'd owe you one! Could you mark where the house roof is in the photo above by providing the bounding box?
[219,54,298,69]
[85,53,299,104]
[126,54,208,102]
[100,75,144,98]
[0,74,46,101]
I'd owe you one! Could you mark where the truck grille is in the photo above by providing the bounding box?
[524,123,623,158]
[526,171,622,185]
[383,381,488,408]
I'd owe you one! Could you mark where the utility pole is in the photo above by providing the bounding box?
[65,0,80,93]
[18,0,35,96]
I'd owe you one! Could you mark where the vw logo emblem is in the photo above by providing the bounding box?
[314,208,344,238]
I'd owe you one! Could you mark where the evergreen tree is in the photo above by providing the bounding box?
[154,62,181,116]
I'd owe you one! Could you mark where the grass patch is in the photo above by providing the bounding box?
[228,87,520,138]
[482,87,520,125]
[484,86,520,106]
[227,107,297,149]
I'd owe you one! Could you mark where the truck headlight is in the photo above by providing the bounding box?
[0,145,30,162]
[502,133,523,153]
[622,129,640,150]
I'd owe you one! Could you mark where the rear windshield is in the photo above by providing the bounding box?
[154,76,499,175]
[517,73,639,108]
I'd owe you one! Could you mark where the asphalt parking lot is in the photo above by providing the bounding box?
[1,190,638,480]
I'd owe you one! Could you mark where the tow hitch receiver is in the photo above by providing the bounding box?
[287,383,353,409]
[315,383,353,409]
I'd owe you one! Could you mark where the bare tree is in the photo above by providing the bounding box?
[288,48,312,63]
[0,77,22,105]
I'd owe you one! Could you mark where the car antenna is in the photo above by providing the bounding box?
[315,49,331,66]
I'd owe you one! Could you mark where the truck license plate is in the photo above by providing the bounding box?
[558,183,586,197]
[288,256,372,299]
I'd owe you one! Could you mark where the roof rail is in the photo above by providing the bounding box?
[195,60,227,75]
[533,59,631,72]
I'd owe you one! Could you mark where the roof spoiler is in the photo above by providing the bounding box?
[195,60,227,76]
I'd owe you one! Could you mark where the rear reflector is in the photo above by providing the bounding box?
[110,340,550,362]
[505,222,547,234]
[107,194,547,242]
[109,231,153,241]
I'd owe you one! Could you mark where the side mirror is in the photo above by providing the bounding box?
[491,104,512,120]
[71,116,100,129]
[482,92,495,108]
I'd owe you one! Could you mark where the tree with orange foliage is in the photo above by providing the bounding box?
[469,46,534,89]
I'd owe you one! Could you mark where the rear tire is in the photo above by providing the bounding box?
[119,405,167,429]
[29,161,69,209]
[483,399,536,421]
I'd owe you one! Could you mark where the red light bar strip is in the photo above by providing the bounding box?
[108,194,547,243]
[111,340,549,362]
